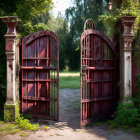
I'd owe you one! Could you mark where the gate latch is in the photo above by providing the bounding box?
[81,65,88,76]
[82,65,88,71]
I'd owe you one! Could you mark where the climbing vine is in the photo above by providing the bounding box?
[99,0,140,37]
[99,0,140,64]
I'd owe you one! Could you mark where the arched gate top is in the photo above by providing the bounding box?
[84,19,95,31]
[23,30,59,46]
[81,29,115,54]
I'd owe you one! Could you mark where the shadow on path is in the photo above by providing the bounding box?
[29,89,139,140]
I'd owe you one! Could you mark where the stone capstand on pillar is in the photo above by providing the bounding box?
[0,16,18,121]
[120,16,136,100]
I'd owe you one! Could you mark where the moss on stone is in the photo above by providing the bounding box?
[4,104,15,109]
[15,101,20,118]
[4,101,20,122]
[4,105,15,122]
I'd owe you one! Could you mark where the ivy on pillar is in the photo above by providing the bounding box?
[120,16,136,100]
[0,16,18,121]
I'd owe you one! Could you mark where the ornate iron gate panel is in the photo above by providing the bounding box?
[81,19,119,126]
[21,30,59,120]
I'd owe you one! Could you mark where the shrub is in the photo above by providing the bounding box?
[15,116,39,131]
[110,100,140,130]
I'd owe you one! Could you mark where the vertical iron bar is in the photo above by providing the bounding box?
[48,36,50,117]
[26,41,28,112]
[57,40,59,121]
[80,37,83,125]
[91,34,93,117]
[35,40,37,115]
[101,39,104,115]
[46,36,49,116]
[54,70,55,119]
[37,39,41,115]
[21,39,23,113]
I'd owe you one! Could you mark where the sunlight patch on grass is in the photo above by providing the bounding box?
[59,72,80,89]
[59,72,80,77]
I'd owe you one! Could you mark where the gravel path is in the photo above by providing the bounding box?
[0,89,139,140]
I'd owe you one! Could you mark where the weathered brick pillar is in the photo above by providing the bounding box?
[120,16,136,99]
[0,16,18,121]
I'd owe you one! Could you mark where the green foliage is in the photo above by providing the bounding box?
[17,21,51,37]
[66,0,107,36]
[31,13,70,70]
[15,103,38,131]
[0,123,20,135]
[4,109,15,122]
[111,101,140,127]
[0,123,18,132]
[118,0,140,17]
[17,21,34,37]
[109,73,140,133]
[43,125,48,131]
[99,0,140,37]
[4,105,15,109]
[15,116,39,131]
[99,0,140,67]
[131,124,140,135]
[20,132,30,137]
[0,118,38,135]
[46,14,70,70]
[110,75,140,133]
[0,0,53,22]
[22,114,32,119]
[65,0,108,70]
[34,23,51,32]
[4,100,18,122]
[5,129,20,135]
[99,0,140,21]
[32,11,50,25]
[2,102,39,131]
[44,125,47,129]
[0,115,38,136]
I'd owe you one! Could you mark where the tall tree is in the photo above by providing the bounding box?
[47,13,70,70]
[32,12,71,70]
[65,0,108,70]
[32,11,51,25]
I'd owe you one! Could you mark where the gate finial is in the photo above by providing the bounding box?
[84,19,95,31]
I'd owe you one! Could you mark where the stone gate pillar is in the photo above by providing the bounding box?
[120,16,136,99]
[0,16,18,121]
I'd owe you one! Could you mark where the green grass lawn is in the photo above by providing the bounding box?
[59,72,80,89]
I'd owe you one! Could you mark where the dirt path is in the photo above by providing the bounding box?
[0,89,139,140]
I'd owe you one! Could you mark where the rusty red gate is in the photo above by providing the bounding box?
[21,30,59,120]
[81,19,119,126]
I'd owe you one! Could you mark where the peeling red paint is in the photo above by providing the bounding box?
[80,19,119,126]
[21,30,59,121]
